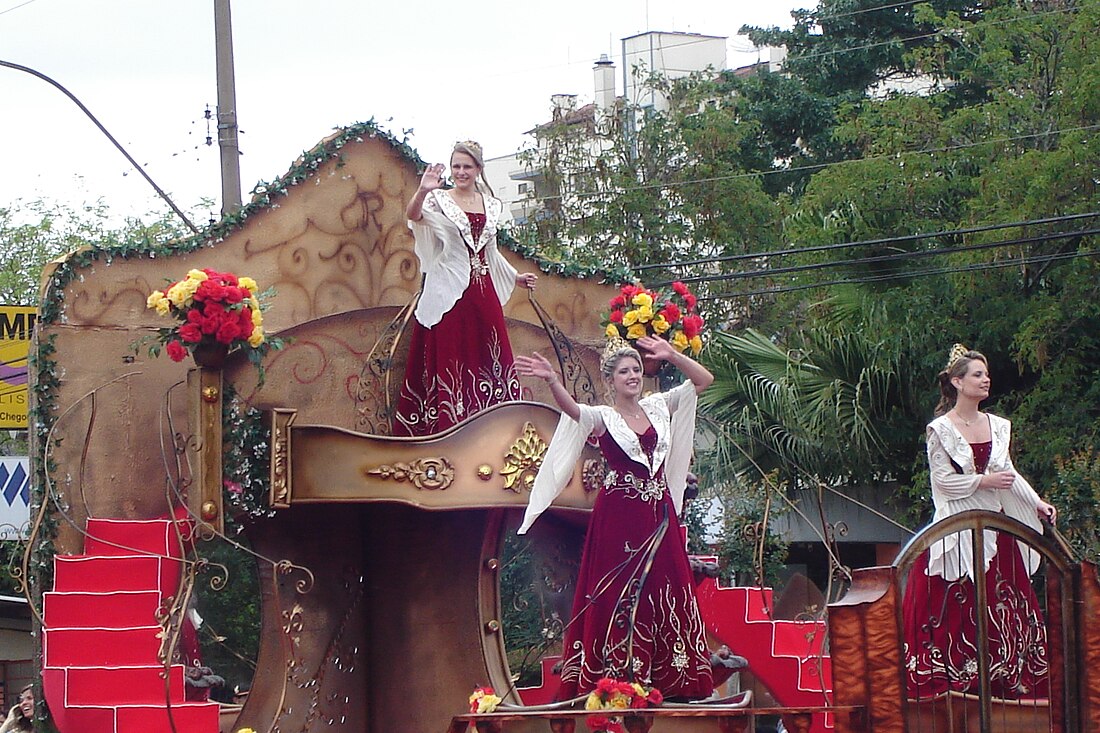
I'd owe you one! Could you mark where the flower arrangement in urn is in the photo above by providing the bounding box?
[583,677,663,733]
[144,268,279,369]
[603,281,705,357]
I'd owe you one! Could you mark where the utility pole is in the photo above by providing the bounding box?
[214,0,242,215]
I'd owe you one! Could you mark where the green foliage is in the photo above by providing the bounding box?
[1047,447,1100,563]
[193,538,261,694]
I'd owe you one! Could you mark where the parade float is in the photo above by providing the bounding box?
[23,123,1100,733]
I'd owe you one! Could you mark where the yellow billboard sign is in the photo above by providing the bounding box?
[0,306,36,430]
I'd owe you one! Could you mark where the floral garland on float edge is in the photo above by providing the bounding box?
[465,678,662,733]
[583,678,662,733]
[603,281,705,356]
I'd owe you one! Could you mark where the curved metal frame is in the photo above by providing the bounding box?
[894,509,1077,733]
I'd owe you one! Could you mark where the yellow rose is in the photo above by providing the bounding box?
[651,315,670,334]
[633,304,653,323]
[605,323,620,339]
[622,309,639,326]
[186,269,209,282]
[155,299,171,316]
[626,323,648,340]
[238,276,258,293]
[611,695,630,709]
[585,693,603,711]
[251,306,264,327]
[631,683,647,697]
[248,327,265,348]
[631,292,653,309]
[146,290,165,309]
[671,331,690,352]
[164,284,183,306]
[477,694,502,714]
[689,335,703,355]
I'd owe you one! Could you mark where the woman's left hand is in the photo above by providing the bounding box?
[516,272,538,290]
[635,334,675,361]
[1037,500,1057,524]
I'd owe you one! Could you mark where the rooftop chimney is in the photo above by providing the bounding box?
[593,54,616,114]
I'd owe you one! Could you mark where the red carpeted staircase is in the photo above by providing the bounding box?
[41,517,220,733]
[695,579,833,732]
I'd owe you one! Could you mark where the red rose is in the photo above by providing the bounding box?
[165,340,188,362]
[596,678,619,694]
[646,689,663,706]
[223,286,245,304]
[672,281,689,296]
[195,278,228,303]
[610,295,626,308]
[236,308,254,338]
[609,309,624,323]
[660,303,681,323]
[215,319,241,344]
[684,293,697,310]
[178,323,203,343]
[620,284,638,299]
[586,715,610,731]
[682,314,704,338]
[199,302,226,334]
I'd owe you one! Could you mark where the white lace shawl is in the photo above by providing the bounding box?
[924,413,1044,580]
[518,381,698,535]
[409,189,517,328]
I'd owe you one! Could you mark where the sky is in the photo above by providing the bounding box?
[0,0,806,225]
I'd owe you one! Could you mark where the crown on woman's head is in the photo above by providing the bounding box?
[945,343,970,370]
[455,139,482,154]
[601,335,634,367]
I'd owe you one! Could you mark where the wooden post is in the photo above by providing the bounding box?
[189,366,224,534]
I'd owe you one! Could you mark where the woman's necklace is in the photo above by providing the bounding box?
[618,405,644,420]
[954,410,980,427]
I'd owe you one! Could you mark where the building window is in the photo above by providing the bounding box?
[517,183,529,195]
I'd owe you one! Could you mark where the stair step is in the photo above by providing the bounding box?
[44,591,162,629]
[115,701,220,733]
[54,555,182,596]
[772,619,828,658]
[47,665,187,706]
[84,517,191,558]
[44,626,162,667]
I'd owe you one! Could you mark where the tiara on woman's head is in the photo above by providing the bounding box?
[945,343,970,370]
[602,335,631,364]
[455,139,482,154]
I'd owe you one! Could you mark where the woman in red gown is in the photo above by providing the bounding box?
[902,345,1057,699]
[393,141,538,436]
[515,335,716,700]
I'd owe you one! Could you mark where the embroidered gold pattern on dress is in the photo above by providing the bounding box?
[603,470,666,504]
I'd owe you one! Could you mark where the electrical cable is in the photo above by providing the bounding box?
[701,241,1100,301]
[670,224,1100,288]
[634,211,1100,272]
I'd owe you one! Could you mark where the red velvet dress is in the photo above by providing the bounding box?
[902,441,1049,699]
[557,425,713,700]
[392,211,521,436]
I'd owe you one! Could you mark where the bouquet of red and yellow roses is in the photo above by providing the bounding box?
[603,281,705,356]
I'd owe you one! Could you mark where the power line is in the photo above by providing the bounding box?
[784,3,1080,64]
[702,241,1100,301]
[520,122,1100,206]
[674,224,1100,288]
[634,211,1100,273]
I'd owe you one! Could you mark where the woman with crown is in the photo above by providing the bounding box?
[393,140,539,436]
[514,334,718,700]
[902,344,1057,700]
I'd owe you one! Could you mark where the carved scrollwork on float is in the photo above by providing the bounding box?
[270,408,297,509]
[581,458,605,494]
[500,422,548,493]
[354,295,419,434]
[366,456,454,490]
